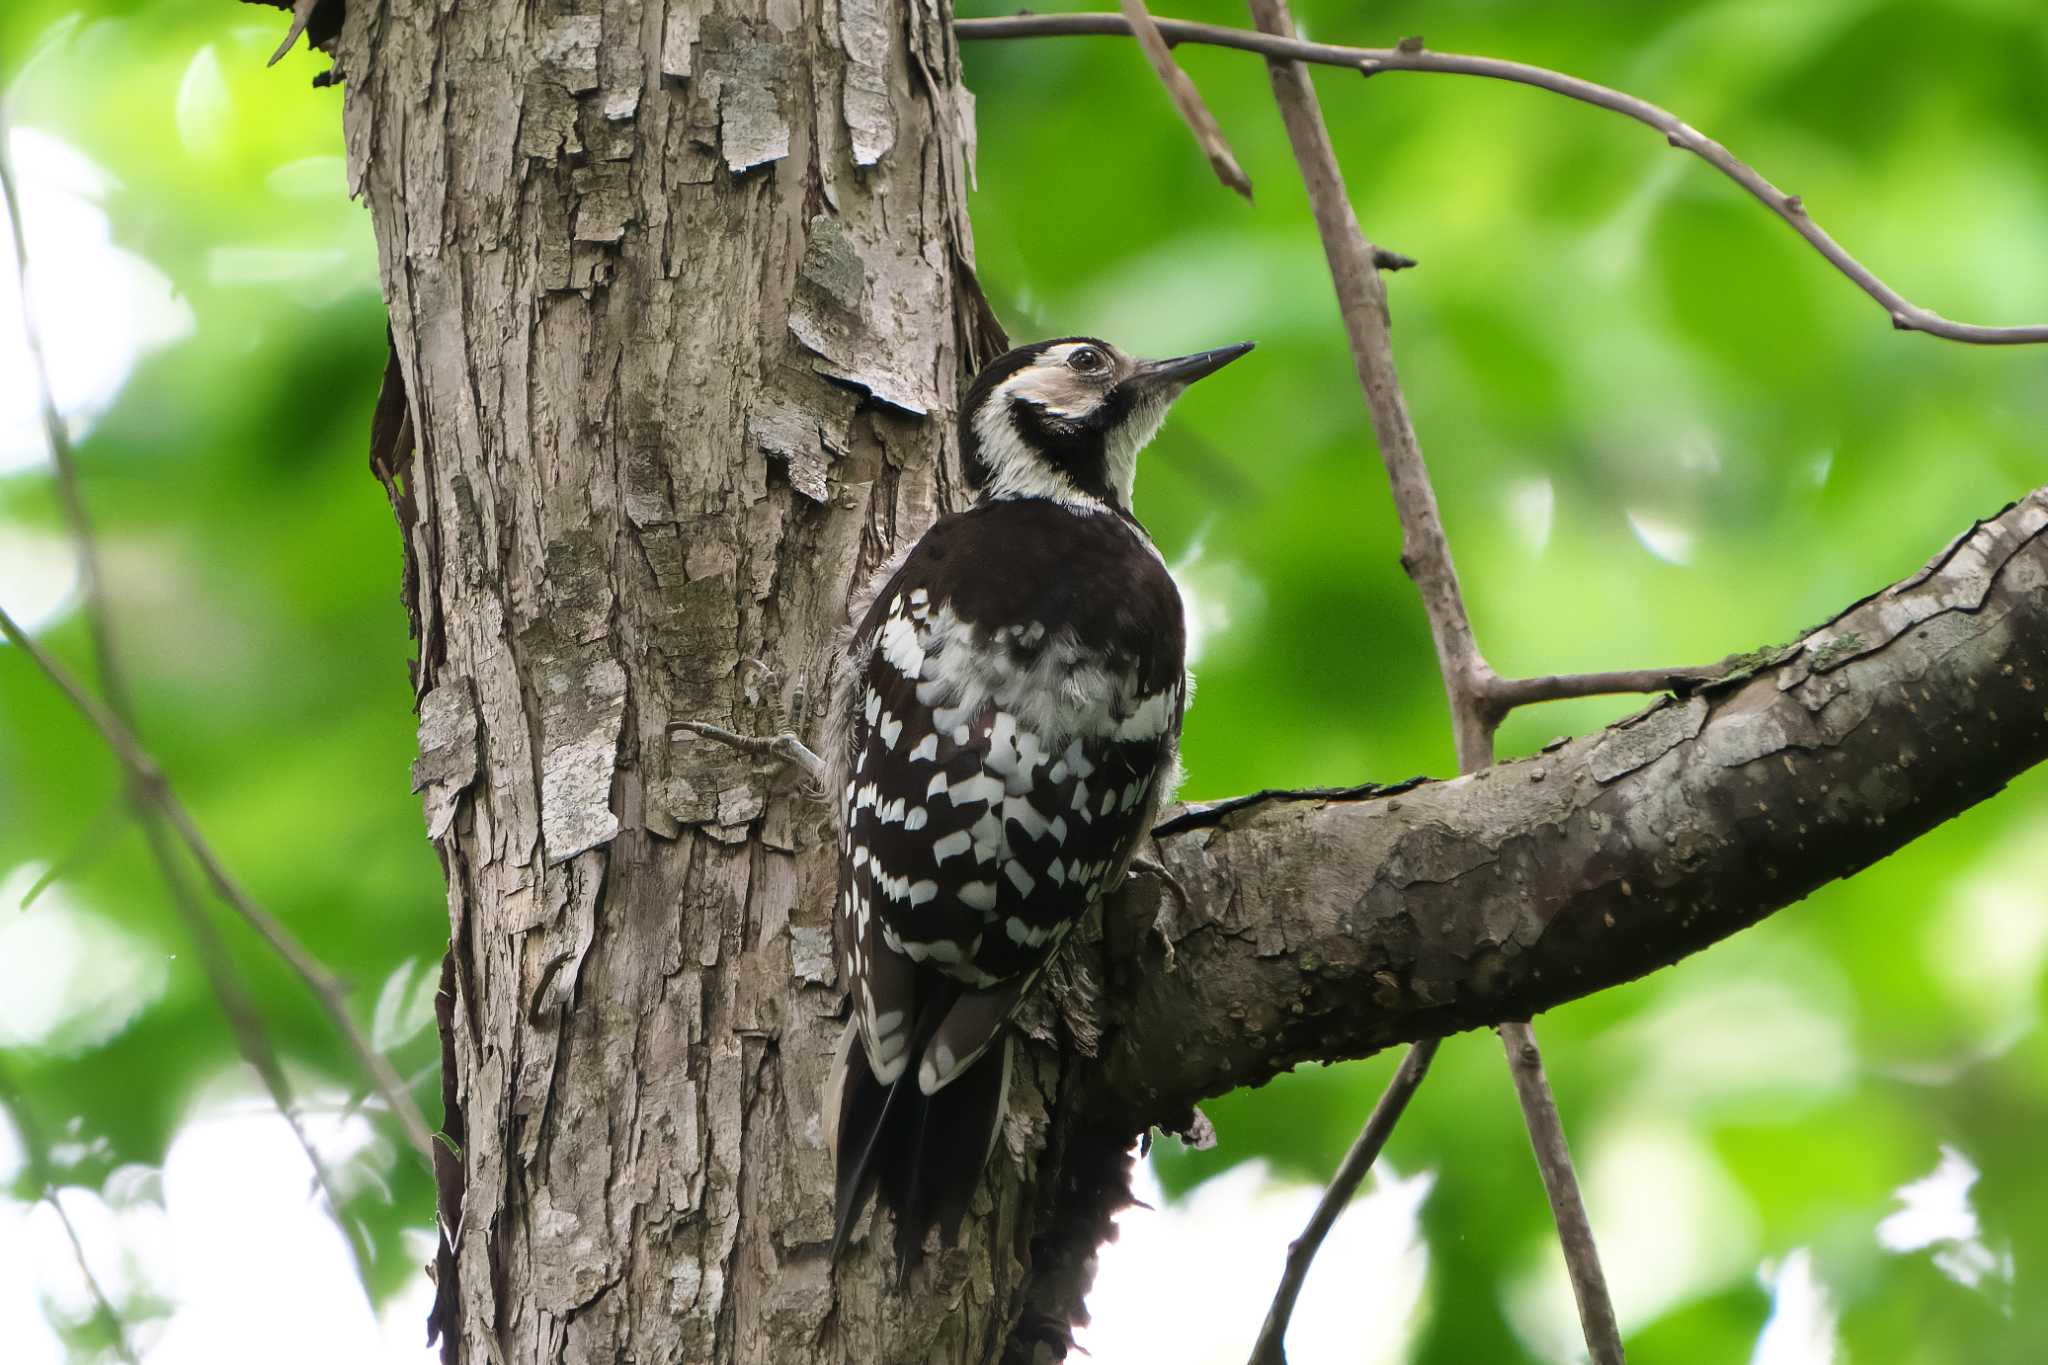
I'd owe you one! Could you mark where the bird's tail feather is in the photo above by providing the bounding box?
[831,987,1011,1273]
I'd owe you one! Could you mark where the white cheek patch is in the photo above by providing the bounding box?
[1005,363,1101,419]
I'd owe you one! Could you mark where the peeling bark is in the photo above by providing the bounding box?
[310,0,2048,1358]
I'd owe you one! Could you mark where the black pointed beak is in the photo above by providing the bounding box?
[1132,341,1255,391]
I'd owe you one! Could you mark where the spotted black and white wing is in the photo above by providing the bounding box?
[834,500,1187,1098]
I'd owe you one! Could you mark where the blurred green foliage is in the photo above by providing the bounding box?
[1,0,2044,1360]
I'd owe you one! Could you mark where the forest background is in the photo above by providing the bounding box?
[2,0,2045,1360]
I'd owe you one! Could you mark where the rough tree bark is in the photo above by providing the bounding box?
[278,0,2048,1361]
[334,0,1023,1359]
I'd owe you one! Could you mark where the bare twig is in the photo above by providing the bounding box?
[1501,1022,1625,1364]
[954,13,2048,346]
[1242,2,1627,1358]
[670,718,828,788]
[0,605,374,1278]
[0,604,439,1165]
[3,123,434,1170]
[1241,0,1490,765]
[2,113,129,724]
[140,811,375,1278]
[5,116,388,1240]
[1482,664,1723,716]
[1247,1038,1438,1365]
[18,793,126,909]
[0,1061,142,1365]
[1117,0,1253,200]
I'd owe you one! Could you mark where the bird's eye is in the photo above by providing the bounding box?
[1067,347,1106,374]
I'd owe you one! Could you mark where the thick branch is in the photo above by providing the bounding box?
[955,14,2048,345]
[1084,487,2048,1130]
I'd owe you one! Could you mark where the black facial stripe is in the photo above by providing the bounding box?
[1008,396,1116,506]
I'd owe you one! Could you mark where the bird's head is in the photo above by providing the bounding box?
[958,336,1254,514]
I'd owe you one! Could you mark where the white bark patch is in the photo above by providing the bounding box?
[838,0,896,166]
[535,16,601,93]
[541,657,627,863]
[412,683,481,841]
[603,86,641,121]
[660,3,702,80]
[749,398,834,502]
[789,925,836,985]
[956,84,978,189]
[717,44,791,171]
[787,214,941,414]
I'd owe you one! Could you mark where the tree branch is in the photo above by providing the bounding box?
[954,13,2048,345]
[1084,486,2048,1129]
[1238,0,1490,767]
[1116,0,1253,200]
[1482,665,1728,716]
[1500,1023,1622,1362]
[1,118,433,1171]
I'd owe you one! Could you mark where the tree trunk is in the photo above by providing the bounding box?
[339,0,1034,1358]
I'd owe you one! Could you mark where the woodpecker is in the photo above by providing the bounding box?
[826,334,1254,1268]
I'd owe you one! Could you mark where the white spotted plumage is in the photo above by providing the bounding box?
[828,334,1251,1264]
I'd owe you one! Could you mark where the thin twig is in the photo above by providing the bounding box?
[5,113,422,1239]
[670,718,828,788]
[0,1061,142,1365]
[1500,1021,1625,1364]
[1117,0,1253,200]
[0,625,373,1280]
[2,111,130,724]
[0,604,439,1165]
[18,792,127,909]
[1482,664,1723,715]
[139,810,376,1279]
[1242,2,1628,1358]
[1247,1038,1438,1365]
[1241,0,1490,767]
[5,134,434,1168]
[954,13,2048,346]
[153,787,438,1160]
